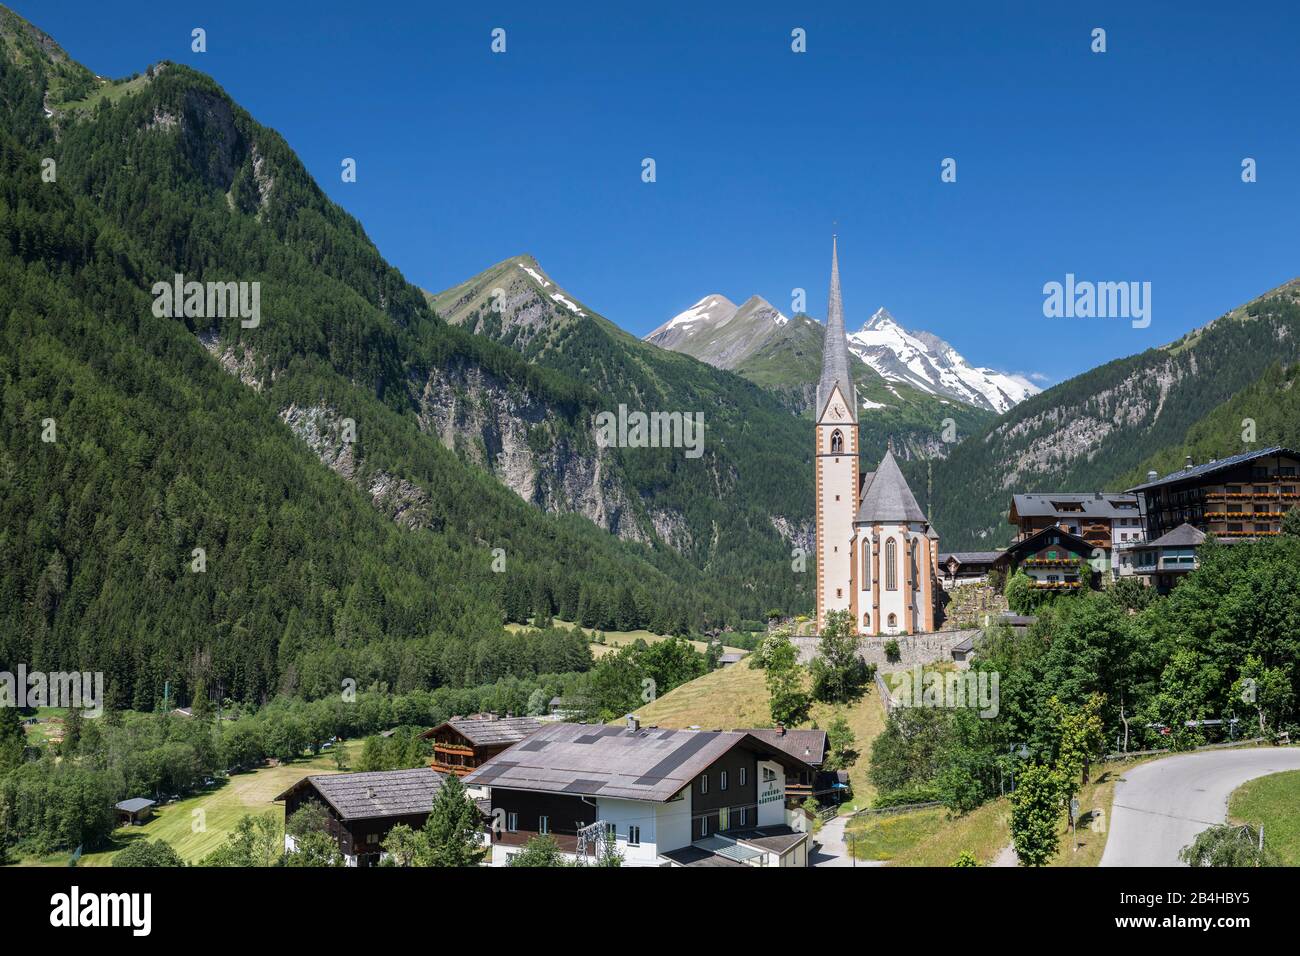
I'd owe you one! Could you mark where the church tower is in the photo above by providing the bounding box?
[815,236,859,632]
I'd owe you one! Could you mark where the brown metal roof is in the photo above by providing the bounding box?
[274,768,446,821]
[737,728,827,767]
[424,715,543,748]
[462,722,816,802]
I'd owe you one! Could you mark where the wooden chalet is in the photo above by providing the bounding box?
[419,714,542,777]
[937,551,1003,588]
[1008,492,1145,552]
[995,525,1098,591]
[274,767,447,867]
[737,726,847,806]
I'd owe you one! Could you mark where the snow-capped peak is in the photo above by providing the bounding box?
[644,294,740,349]
[847,307,1040,413]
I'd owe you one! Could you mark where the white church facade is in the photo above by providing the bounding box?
[814,238,940,636]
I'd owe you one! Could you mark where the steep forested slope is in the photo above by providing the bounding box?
[0,8,789,710]
[919,283,1300,548]
[1119,361,1300,487]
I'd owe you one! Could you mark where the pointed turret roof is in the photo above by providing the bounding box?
[855,450,926,523]
[816,236,856,422]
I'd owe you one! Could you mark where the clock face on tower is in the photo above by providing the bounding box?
[830,401,845,420]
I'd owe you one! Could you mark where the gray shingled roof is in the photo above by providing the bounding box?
[276,768,446,821]
[816,236,856,423]
[1011,493,1139,519]
[739,728,827,767]
[1147,523,1207,548]
[1128,446,1297,492]
[940,551,1003,566]
[462,722,815,802]
[444,715,542,747]
[855,450,926,523]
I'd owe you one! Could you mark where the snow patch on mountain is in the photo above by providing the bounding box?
[847,308,1039,413]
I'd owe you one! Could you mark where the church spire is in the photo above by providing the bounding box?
[817,235,856,422]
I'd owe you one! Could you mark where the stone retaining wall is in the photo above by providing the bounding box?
[792,628,980,668]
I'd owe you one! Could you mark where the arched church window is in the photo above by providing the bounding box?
[830,429,844,455]
[862,612,871,629]
[862,540,871,586]
[885,539,898,591]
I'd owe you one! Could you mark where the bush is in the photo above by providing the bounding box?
[113,840,185,867]
[884,639,901,663]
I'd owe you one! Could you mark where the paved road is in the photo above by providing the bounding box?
[1100,747,1300,867]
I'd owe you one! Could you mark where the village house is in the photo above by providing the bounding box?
[1128,447,1300,542]
[275,767,448,867]
[1009,492,1146,575]
[419,714,542,780]
[462,717,818,867]
[1129,523,1206,593]
[737,726,850,807]
[995,525,1097,592]
[937,551,1003,589]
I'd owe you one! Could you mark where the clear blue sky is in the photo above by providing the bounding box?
[14,0,1300,384]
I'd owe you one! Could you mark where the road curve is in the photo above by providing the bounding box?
[1100,747,1300,867]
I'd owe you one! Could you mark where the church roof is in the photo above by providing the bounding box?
[816,236,856,423]
[855,450,926,523]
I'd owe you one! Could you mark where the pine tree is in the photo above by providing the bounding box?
[421,775,487,867]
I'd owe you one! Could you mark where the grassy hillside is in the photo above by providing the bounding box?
[631,663,887,807]
[1229,768,1300,866]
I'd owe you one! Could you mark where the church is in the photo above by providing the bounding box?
[814,238,940,636]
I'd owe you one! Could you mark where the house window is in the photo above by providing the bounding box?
[700,774,708,795]
[885,538,898,590]
[719,807,730,831]
[506,812,518,833]
[836,588,843,598]
[720,770,728,791]
[628,825,640,847]
[700,816,709,837]
[606,823,616,842]
[762,766,777,783]
[538,815,549,835]
[830,429,844,454]
[739,806,748,826]
[739,767,747,787]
